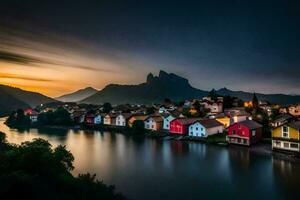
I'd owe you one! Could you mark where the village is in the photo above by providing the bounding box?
[7,92,300,155]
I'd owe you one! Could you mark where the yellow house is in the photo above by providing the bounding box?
[216,116,230,128]
[272,121,300,152]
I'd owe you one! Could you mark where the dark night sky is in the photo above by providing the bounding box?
[0,0,299,96]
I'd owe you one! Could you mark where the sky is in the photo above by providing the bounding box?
[0,0,299,97]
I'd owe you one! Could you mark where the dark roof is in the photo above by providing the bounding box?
[273,113,294,123]
[118,113,132,119]
[146,115,164,122]
[129,115,148,121]
[175,118,202,125]
[238,120,262,129]
[196,119,224,128]
[288,121,300,130]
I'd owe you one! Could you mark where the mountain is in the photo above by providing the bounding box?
[216,88,300,105]
[56,87,98,102]
[0,84,57,115]
[82,70,208,104]
[0,91,29,116]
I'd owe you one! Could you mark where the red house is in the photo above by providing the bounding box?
[169,118,200,135]
[227,120,262,146]
[85,114,95,125]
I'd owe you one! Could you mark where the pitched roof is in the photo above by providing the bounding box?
[238,120,262,129]
[175,118,202,125]
[288,121,300,130]
[118,113,132,119]
[130,115,148,121]
[273,113,294,123]
[147,115,164,122]
[196,119,224,128]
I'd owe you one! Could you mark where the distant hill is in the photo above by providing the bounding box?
[0,84,57,115]
[56,87,98,102]
[81,70,208,104]
[0,91,29,116]
[216,88,300,105]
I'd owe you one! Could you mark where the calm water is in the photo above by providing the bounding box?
[1,118,300,200]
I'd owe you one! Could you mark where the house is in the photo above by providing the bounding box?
[116,113,132,126]
[169,118,201,135]
[159,106,169,114]
[215,114,231,128]
[94,114,104,124]
[85,114,95,125]
[227,120,262,146]
[144,116,163,131]
[103,114,117,125]
[224,107,250,124]
[72,111,85,123]
[272,121,300,153]
[271,114,295,128]
[128,115,148,127]
[24,108,38,123]
[163,114,176,130]
[288,105,300,117]
[163,111,185,130]
[188,119,224,137]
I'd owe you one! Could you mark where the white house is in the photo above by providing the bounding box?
[188,119,224,138]
[144,116,163,131]
[116,113,132,126]
[163,114,176,130]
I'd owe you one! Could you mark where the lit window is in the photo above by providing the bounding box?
[282,126,289,138]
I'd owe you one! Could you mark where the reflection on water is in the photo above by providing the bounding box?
[1,118,300,200]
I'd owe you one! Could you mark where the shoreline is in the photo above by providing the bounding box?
[4,121,300,163]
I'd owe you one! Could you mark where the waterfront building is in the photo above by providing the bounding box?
[188,119,224,137]
[227,120,262,146]
[144,116,163,131]
[272,121,300,153]
[116,113,132,126]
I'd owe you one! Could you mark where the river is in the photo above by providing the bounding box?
[1,117,300,200]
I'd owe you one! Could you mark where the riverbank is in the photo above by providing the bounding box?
[4,119,300,163]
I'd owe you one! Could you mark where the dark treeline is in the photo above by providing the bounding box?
[0,131,127,200]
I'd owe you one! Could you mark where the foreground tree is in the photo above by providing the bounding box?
[0,133,127,200]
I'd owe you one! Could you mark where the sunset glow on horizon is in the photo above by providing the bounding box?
[1,0,300,97]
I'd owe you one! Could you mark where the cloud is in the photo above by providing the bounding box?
[0,72,54,82]
[0,50,104,71]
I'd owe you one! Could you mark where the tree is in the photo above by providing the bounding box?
[0,131,6,144]
[252,93,259,110]
[5,109,31,127]
[146,106,156,115]
[131,120,145,134]
[0,137,127,199]
[38,107,72,126]
[103,103,113,113]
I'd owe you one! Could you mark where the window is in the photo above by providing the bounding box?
[274,141,281,147]
[252,130,256,136]
[196,127,198,130]
[232,130,236,135]
[238,124,241,129]
[290,143,299,149]
[282,126,289,138]
[283,142,289,148]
